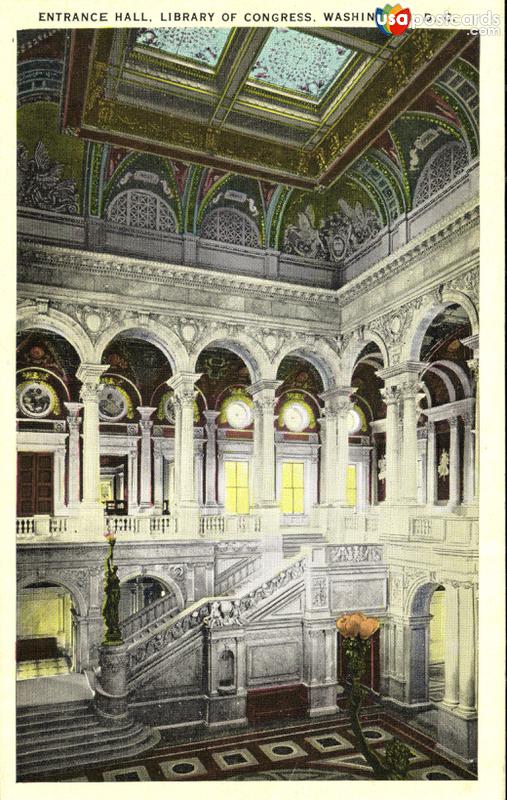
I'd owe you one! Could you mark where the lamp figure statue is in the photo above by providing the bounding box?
[102,536,123,645]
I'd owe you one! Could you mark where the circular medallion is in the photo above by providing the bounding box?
[283,401,310,432]
[347,408,362,434]
[18,381,53,418]
[225,400,252,429]
[164,395,175,424]
[85,312,102,333]
[98,385,127,421]
[181,323,196,342]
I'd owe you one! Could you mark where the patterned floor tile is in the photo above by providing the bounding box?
[102,765,151,781]
[259,740,308,761]
[305,731,352,753]
[159,757,207,779]
[411,765,461,780]
[212,748,259,771]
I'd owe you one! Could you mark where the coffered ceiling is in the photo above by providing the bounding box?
[62,26,472,189]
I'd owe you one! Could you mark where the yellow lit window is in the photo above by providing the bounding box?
[280,462,304,514]
[225,461,249,514]
[346,465,357,507]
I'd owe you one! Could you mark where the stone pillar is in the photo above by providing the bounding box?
[94,643,129,720]
[64,402,83,512]
[462,410,476,505]
[152,439,164,514]
[137,406,156,513]
[379,384,401,503]
[457,583,476,715]
[167,372,201,535]
[371,438,378,506]
[448,416,461,508]
[462,334,479,500]
[54,445,68,516]
[442,583,459,708]
[317,416,326,504]
[399,373,424,504]
[426,420,437,506]
[319,387,356,506]
[248,380,282,556]
[76,364,109,528]
[204,410,220,508]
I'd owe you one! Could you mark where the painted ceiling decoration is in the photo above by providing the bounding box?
[136,27,233,68]
[17,31,478,266]
[248,28,355,99]
[61,27,473,189]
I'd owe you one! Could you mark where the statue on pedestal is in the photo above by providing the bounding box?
[102,536,123,645]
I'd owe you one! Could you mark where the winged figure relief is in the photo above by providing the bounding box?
[17,141,79,214]
[284,205,325,259]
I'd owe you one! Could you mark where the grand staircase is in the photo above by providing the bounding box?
[17,699,160,780]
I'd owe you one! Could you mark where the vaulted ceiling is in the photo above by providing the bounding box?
[62,26,472,189]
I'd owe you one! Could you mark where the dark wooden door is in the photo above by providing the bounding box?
[17,453,54,516]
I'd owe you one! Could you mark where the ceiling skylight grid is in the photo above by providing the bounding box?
[136,28,233,68]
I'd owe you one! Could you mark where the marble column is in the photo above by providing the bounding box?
[426,420,437,506]
[457,583,477,715]
[371,438,378,506]
[137,406,156,513]
[462,334,479,501]
[248,380,282,507]
[167,372,201,534]
[399,373,424,504]
[203,410,220,508]
[76,363,109,519]
[448,416,461,508]
[379,384,401,503]
[317,416,326,504]
[319,387,356,506]
[442,583,459,708]
[462,409,476,505]
[64,402,83,512]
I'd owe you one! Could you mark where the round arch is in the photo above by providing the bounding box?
[17,309,94,365]
[340,333,389,386]
[403,293,478,362]
[191,333,269,384]
[94,322,188,374]
[118,569,185,611]
[17,572,87,618]
[274,341,339,391]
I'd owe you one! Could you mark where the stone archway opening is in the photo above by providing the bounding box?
[428,585,446,702]
[119,576,179,622]
[16,581,77,680]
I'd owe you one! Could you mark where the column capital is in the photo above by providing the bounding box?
[203,410,220,424]
[247,379,283,397]
[167,372,201,402]
[319,386,356,417]
[380,385,401,405]
[64,401,83,417]
[461,334,479,358]
[76,363,109,384]
[377,361,425,386]
[137,406,157,422]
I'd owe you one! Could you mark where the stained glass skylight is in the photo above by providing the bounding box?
[136,28,232,68]
[249,29,354,99]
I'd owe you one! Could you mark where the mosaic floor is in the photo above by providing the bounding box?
[17,658,70,681]
[40,712,476,782]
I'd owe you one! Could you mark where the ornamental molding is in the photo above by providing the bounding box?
[17,242,340,307]
[337,200,479,307]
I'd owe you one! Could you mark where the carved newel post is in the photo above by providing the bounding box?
[95,536,128,720]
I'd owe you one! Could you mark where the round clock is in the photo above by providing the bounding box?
[225,400,252,429]
[283,401,311,433]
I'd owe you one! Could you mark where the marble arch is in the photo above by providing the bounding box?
[17,571,88,618]
[190,333,268,384]
[17,308,94,365]
[404,292,478,362]
[339,332,389,386]
[274,341,339,390]
[94,322,188,374]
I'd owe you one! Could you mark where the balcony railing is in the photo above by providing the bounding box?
[199,514,261,537]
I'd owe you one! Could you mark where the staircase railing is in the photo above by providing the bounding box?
[215,554,262,595]
[126,553,306,681]
[120,594,180,643]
